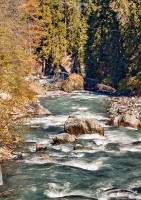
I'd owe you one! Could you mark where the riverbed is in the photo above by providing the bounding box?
[1,91,141,200]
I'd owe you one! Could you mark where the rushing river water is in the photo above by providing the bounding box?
[1,91,141,200]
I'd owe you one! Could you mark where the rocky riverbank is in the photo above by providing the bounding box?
[106,96,141,130]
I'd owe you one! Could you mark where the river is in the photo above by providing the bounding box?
[1,91,141,200]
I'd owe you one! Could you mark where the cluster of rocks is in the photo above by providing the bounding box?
[107,96,141,130]
[52,115,104,145]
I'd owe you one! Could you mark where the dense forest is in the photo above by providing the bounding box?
[24,0,141,90]
[0,0,141,148]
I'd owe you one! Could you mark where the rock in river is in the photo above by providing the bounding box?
[52,133,77,144]
[61,73,84,93]
[64,116,104,136]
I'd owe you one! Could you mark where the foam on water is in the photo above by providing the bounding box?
[69,93,107,100]
[71,112,109,123]
[120,145,141,152]
[129,179,141,189]
[71,152,85,158]
[61,157,108,171]
[29,115,67,128]
[98,189,141,200]
[52,145,72,152]
[78,133,105,140]
[44,182,93,199]
[105,129,139,145]
[44,182,70,198]
[24,156,53,164]
[71,106,89,111]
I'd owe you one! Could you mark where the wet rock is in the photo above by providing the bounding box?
[64,116,104,137]
[132,187,141,194]
[61,73,84,93]
[52,133,77,144]
[36,145,48,151]
[132,141,141,145]
[12,152,23,159]
[73,144,83,150]
[107,97,141,130]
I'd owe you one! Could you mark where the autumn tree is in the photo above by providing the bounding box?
[0,0,34,148]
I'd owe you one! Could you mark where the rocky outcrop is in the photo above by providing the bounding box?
[52,133,76,144]
[64,116,104,136]
[29,80,47,96]
[61,73,84,93]
[28,101,51,116]
[107,97,141,129]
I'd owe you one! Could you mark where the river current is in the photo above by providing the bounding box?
[1,91,141,200]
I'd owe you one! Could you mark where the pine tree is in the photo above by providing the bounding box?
[63,0,87,74]
[112,0,141,91]
[84,0,126,87]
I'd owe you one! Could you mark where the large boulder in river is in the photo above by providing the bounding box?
[64,116,104,137]
[52,133,77,144]
[61,73,84,93]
